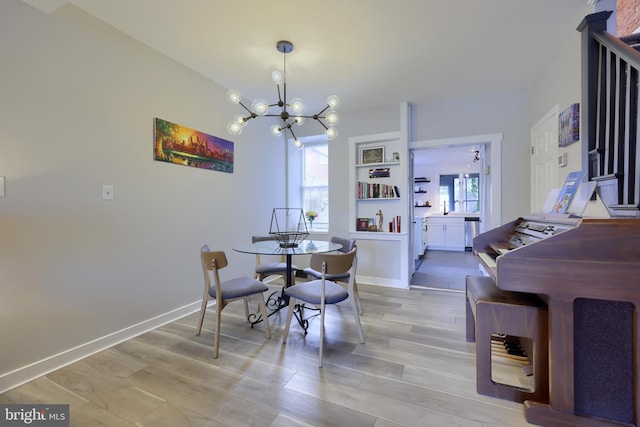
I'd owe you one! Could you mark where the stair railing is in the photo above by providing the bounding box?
[579,11,640,217]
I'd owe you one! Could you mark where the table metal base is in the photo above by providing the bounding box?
[248,289,319,334]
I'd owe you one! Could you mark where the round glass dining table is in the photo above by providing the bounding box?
[233,239,343,327]
[233,239,343,288]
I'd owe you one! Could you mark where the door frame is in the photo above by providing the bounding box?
[411,133,503,231]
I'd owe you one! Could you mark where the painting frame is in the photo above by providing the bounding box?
[360,146,385,165]
[154,117,234,173]
[558,103,580,147]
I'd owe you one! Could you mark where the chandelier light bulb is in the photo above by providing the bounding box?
[327,95,341,109]
[252,99,269,116]
[290,98,305,115]
[233,114,246,126]
[294,139,303,149]
[270,124,283,136]
[227,89,242,104]
[325,110,340,125]
[326,127,338,140]
[272,69,283,84]
[227,121,242,135]
[293,116,305,126]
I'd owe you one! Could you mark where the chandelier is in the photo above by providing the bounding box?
[226,40,340,148]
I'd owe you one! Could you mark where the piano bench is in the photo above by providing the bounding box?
[465,275,549,404]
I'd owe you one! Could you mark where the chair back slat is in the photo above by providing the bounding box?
[309,250,356,275]
[330,236,356,253]
[200,245,228,271]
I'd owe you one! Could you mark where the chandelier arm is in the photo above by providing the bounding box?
[315,105,330,116]
[287,125,297,141]
[237,100,254,115]
[314,119,329,130]
[276,85,284,107]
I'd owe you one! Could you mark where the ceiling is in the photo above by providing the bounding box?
[23,0,592,116]
[21,0,594,169]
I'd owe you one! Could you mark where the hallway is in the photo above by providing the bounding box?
[410,250,481,291]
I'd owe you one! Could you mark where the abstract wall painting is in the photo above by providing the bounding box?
[559,103,580,147]
[154,118,234,173]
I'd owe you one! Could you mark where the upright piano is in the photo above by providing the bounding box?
[473,215,640,427]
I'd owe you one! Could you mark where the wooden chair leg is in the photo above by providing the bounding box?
[350,294,365,343]
[213,304,222,359]
[243,298,250,319]
[196,297,208,335]
[353,280,363,315]
[318,308,325,368]
[282,297,296,343]
[257,294,271,339]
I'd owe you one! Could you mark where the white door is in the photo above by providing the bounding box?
[530,106,559,212]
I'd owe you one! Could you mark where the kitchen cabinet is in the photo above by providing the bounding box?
[425,216,465,251]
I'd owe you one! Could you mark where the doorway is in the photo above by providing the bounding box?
[409,134,502,287]
[411,133,503,231]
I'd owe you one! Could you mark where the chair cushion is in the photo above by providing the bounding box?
[284,280,348,305]
[256,262,298,274]
[209,276,269,300]
[303,267,349,281]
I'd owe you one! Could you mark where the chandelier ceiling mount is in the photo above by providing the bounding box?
[226,40,340,148]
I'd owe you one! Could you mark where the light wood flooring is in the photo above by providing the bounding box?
[1,282,533,426]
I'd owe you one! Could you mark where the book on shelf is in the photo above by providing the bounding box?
[357,181,399,199]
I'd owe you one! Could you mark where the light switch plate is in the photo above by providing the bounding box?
[102,185,113,200]
[0,176,5,197]
[558,152,567,167]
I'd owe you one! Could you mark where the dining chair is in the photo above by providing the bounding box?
[252,235,297,286]
[282,249,365,367]
[198,244,271,358]
[303,236,362,315]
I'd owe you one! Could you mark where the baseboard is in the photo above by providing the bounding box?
[356,274,408,289]
[0,301,201,394]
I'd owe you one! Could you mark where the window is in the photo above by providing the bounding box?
[439,173,480,213]
[288,136,329,232]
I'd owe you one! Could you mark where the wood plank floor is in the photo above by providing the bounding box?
[0,283,533,426]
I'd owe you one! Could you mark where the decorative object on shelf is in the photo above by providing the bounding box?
[269,208,309,247]
[154,117,234,173]
[360,146,385,164]
[226,40,340,148]
[393,152,400,162]
[356,218,370,231]
[305,210,317,229]
[559,103,580,147]
[369,168,390,178]
[414,177,430,183]
[376,209,383,232]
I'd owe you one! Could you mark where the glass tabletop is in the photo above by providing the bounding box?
[233,239,343,256]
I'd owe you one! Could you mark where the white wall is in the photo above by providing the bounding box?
[530,18,583,184]
[0,0,285,387]
[411,89,531,222]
